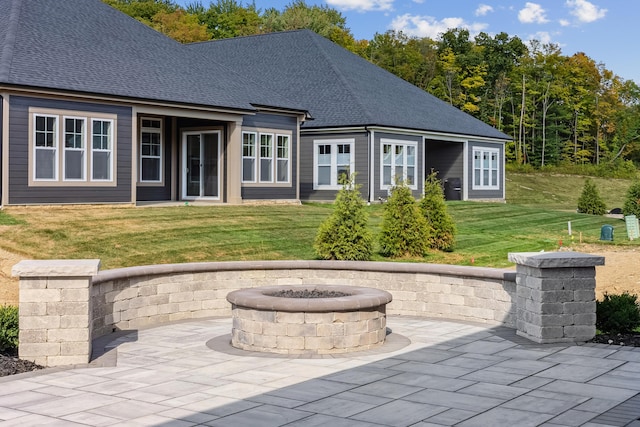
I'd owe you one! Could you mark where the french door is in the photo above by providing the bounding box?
[182,131,220,200]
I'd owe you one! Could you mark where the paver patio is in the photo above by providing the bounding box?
[0,316,639,426]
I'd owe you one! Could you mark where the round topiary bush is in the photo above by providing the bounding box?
[0,305,18,353]
[596,292,640,334]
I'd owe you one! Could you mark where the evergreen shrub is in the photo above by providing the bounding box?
[623,180,640,218]
[420,170,456,251]
[577,178,606,215]
[596,292,640,334]
[379,182,429,258]
[314,174,373,260]
[0,305,18,353]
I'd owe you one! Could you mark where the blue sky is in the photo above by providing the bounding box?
[176,0,638,84]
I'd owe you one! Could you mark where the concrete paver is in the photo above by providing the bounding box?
[0,316,639,426]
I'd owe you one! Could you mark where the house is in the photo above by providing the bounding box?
[0,0,509,207]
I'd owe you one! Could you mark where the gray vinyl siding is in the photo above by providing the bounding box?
[136,116,172,202]
[372,132,423,201]
[467,141,505,200]
[299,131,368,201]
[241,113,298,200]
[8,96,132,205]
[425,139,464,200]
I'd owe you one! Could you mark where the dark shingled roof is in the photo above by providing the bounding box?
[0,0,304,113]
[187,30,510,140]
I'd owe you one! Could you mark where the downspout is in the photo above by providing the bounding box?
[131,107,138,204]
[368,127,375,203]
[462,140,468,201]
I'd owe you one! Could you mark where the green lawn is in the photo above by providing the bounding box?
[0,190,634,269]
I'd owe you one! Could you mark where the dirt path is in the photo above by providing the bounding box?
[0,245,638,306]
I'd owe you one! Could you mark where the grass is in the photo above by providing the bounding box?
[0,189,635,269]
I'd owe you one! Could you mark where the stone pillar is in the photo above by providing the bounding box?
[508,251,604,344]
[12,260,100,367]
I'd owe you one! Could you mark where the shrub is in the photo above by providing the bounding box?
[596,292,640,334]
[623,180,640,218]
[420,170,456,251]
[314,174,373,260]
[0,305,18,353]
[577,178,606,215]
[379,182,430,258]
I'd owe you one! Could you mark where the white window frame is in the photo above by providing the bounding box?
[276,134,290,183]
[242,131,257,183]
[472,147,500,190]
[62,116,86,182]
[313,139,355,190]
[139,117,163,184]
[91,118,114,182]
[259,133,274,183]
[380,139,418,190]
[33,113,59,182]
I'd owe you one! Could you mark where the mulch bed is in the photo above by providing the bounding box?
[590,332,640,347]
[0,349,43,377]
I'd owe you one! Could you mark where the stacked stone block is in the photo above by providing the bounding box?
[12,260,100,367]
[508,252,604,343]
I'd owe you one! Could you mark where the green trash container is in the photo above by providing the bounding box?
[600,224,614,241]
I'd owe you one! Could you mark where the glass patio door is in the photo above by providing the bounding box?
[182,131,220,200]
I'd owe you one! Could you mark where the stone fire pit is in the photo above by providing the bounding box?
[226,285,393,355]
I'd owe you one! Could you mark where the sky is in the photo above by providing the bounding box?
[175,0,638,84]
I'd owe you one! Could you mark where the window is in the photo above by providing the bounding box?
[260,133,273,182]
[34,114,58,180]
[381,139,417,189]
[276,135,289,183]
[92,119,113,181]
[313,139,354,189]
[242,132,256,182]
[140,118,162,183]
[242,130,291,184]
[31,110,116,185]
[473,147,499,189]
[63,117,86,181]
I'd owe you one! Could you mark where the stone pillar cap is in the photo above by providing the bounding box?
[508,251,604,268]
[12,259,101,277]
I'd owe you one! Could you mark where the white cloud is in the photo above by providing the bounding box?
[475,4,494,16]
[389,14,488,38]
[559,19,570,26]
[566,0,606,23]
[412,0,425,4]
[518,2,549,24]
[528,31,553,44]
[325,0,393,12]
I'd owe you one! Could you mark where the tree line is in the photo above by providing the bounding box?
[105,0,640,170]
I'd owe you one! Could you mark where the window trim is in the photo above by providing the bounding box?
[471,146,500,190]
[139,116,163,185]
[91,118,115,182]
[313,139,355,190]
[241,127,292,187]
[28,107,117,187]
[33,113,59,182]
[379,138,418,191]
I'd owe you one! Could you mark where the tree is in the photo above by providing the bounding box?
[314,174,373,260]
[623,180,640,218]
[420,171,456,251]
[187,0,262,39]
[379,183,429,258]
[577,178,606,215]
[151,9,211,42]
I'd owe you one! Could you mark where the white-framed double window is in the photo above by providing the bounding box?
[472,147,499,189]
[380,139,417,190]
[31,109,116,185]
[313,139,354,189]
[242,130,291,184]
[140,117,162,183]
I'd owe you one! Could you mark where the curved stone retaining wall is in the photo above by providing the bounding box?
[90,261,517,339]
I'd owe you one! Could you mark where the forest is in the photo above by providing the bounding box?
[104,0,640,173]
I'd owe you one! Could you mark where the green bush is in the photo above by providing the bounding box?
[623,180,640,218]
[379,182,430,258]
[420,170,456,251]
[577,178,606,215]
[596,292,640,334]
[314,174,373,260]
[0,305,18,353]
